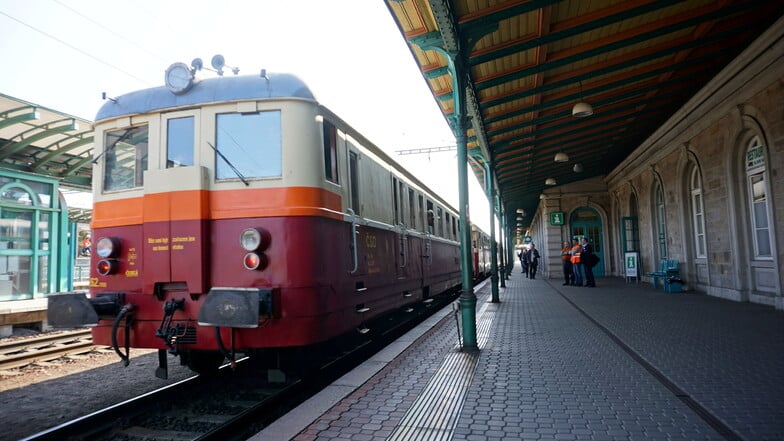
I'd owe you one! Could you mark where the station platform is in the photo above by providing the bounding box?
[0,298,48,337]
[254,269,784,441]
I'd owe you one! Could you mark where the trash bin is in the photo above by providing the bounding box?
[665,277,682,293]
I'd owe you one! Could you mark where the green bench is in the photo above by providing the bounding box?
[648,259,679,291]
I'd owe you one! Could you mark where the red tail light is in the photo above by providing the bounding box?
[243,252,268,271]
[97,259,118,275]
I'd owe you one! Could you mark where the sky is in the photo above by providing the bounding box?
[0,0,495,232]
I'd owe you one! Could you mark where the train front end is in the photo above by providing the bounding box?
[47,68,348,378]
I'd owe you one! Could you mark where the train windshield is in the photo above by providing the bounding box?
[215,111,282,180]
[103,126,149,191]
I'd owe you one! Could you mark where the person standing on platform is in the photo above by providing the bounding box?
[561,241,573,285]
[517,248,524,273]
[527,243,541,279]
[570,238,583,286]
[581,237,596,287]
[522,247,530,277]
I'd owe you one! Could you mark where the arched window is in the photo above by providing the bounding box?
[655,183,667,258]
[690,167,706,258]
[745,136,772,258]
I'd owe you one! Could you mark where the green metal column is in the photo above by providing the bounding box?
[410,30,476,350]
[497,194,506,288]
[455,117,477,350]
[504,213,515,279]
[485,163,499,303]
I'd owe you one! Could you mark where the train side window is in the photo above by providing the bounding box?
[398,180,406,226]
[408,188,416,230]
[166,116,194,168]
[392,177,400,225]
[103,125,149,191]
[418,194,424,232]
[452,216,457,238]
[322,120,339,184]
[215,111,281,180]
[426,200,434,234]
[349,151,360,216]
[434,207,442,237]
[445,213,451,240]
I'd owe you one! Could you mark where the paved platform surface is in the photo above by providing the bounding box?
[254,270,784,441]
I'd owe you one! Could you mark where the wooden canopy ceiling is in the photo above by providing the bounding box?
[384,0,784,228]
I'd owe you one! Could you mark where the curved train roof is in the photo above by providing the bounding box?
[95,73,315,122]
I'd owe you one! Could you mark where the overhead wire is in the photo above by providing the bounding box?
[0,8,152,85]
[51,0,165,64]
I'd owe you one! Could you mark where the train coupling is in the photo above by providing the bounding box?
[47,292,124,327]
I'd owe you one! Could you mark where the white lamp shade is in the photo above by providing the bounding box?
[572,101,594,117]
[545,177,557,186]
[554,152,569,162]
[573,163,584,173]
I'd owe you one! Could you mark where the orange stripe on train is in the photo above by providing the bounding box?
[92,187,343,228]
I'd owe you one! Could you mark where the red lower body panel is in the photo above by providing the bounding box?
[89,216,461,350]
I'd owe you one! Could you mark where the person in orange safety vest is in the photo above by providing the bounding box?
[570,238,583,286]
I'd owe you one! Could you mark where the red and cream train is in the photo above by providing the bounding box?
[49,60,494,377]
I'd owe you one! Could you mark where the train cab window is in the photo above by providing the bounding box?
[215,111,281,180]
[103,125,149,191]
[445,213,452,240]
[322,120,340,184]
[166,116,194,168]
[349,151,360,216]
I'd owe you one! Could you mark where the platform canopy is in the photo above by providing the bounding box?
[0,94,94,221]
[0,93,93,190]
[384,0,784,228]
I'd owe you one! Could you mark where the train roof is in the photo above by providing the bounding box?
[95,73,315,121]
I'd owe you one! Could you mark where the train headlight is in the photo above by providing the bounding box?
[96,259,118,276]
[240,228,270,251]
[243,252,268,271]
[96,237,121,258]
[240,229,261,251]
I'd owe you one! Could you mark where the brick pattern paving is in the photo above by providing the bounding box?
[454,276,722,441]
[290,274,784,441]
[295,294,481,440]
[560,279,784,441]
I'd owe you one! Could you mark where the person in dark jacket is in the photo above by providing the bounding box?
[560,241,573,285]
[581,237,596,287]
[527,243,541,279]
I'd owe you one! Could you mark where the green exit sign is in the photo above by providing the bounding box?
[550,211,565,226]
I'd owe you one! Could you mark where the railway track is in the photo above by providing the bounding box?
[0,329,98,370]
[21,287,463,441]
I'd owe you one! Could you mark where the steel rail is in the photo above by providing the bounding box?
[0,329,96,370]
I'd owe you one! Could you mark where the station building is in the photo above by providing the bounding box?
[527,25,783,310]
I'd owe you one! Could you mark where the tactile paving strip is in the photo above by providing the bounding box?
[387,299,496,440]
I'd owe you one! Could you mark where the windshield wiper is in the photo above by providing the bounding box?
[92,128,133,164]
[207,141,249,186]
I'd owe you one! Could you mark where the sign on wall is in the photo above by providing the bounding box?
[549,211,564,226]
[624,252,639,280]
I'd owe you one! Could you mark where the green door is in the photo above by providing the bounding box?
[570,207,604,276]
